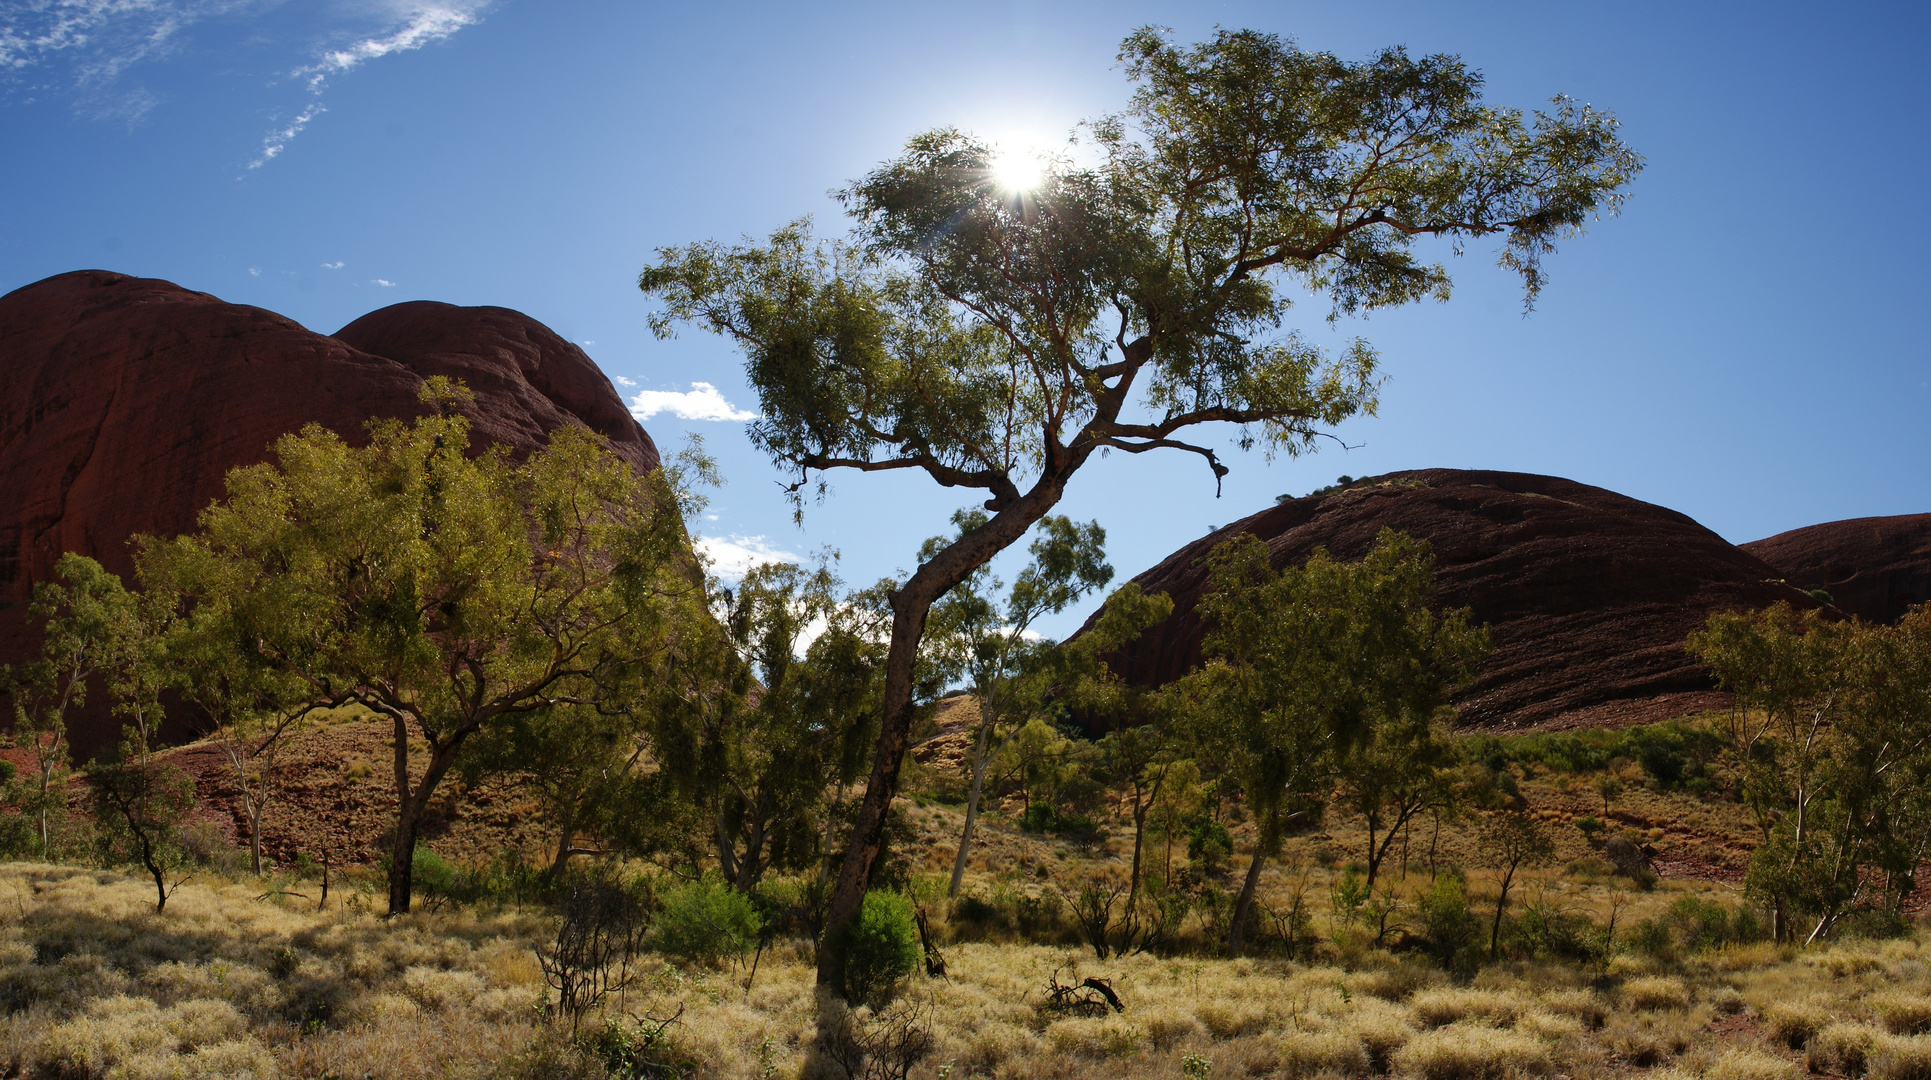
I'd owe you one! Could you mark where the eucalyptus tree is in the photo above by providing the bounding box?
[138,380,700,914]
[1183,529,1486,952]
[926,511,1113,897]
[639,27,1638,990]
[648,560,887,892]
[1,553,146,855]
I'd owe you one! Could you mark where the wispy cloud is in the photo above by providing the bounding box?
[613,375,637,387]
[0,0,256,119]
[696,534,801,582]
[320,260,344,269]
[250,4,486,169]
[628,382,756,423]
[372,278,395,287]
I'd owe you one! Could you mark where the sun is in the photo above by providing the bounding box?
[990,150,1046,194]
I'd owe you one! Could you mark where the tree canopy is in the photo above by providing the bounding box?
[639,25,1636,995]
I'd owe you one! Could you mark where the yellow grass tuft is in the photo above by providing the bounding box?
[1391,1024,1553,1080]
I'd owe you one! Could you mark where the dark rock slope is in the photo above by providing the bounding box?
[1080,469,1822,732]
[1741,514,1931,625]
[0,270,659,752]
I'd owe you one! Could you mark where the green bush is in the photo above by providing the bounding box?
[1415,871,1483,977]
[653,877,763,968]
[1188,819,1233,873]
[839,890,922,1008]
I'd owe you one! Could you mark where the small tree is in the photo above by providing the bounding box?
[639,26,1638,990]
[139,381,699,914]
[1184,529,1486,952]
[2,553,143,856]
[928,512,1113,897]
[1477,810,1555,959]
[92,726,196,911]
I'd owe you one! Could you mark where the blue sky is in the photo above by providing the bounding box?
[4,0,1927,639]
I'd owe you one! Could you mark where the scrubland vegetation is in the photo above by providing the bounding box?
[3,22,1927,1080]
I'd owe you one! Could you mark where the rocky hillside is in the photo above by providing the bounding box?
[1742,513,1931,625]
[0,270,660,754]
[1077,470,1826,732]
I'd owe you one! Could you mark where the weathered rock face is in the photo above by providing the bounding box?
[0,270,659,754]
[1080,469,1822,732]
[1740,515,1931,625]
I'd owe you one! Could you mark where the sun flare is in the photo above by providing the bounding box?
[990,151,1045,193]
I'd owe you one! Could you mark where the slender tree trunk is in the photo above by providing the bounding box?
[1490,868,1516,959]
[386,727,468,916]
[1126,796,1150,923]
[948,750,990,897]
[1229,848,1266,953]
[815,488,1061,993]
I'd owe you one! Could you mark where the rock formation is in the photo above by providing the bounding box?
[1741,514,1931,625]
[0,270,659,753]
[1078,469,1823,732]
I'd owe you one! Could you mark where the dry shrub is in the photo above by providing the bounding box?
[1142,1006,1202,1050]
[1045,1015,1145,1059]
[1869,1036,1931,1080]
[1410,989,1526,1029]
[1390,1025,1551,1080]
[1622,975,1692,1011]
[34,994,265,1079]
[1535,989,1606,1029]
[1872,996,1931,1037]
[1273,1029,1371,1078]
[1516,1011,1584,1040]
[1601,1010,1702,1067]
[1764,1001,1832,1050]
[1348,962,1444,1003]
[1195,1001,1271,1039]
[1705,1047,1804,1080]
[1809,1022,1888,1076]
[1336,1000,1415,1073]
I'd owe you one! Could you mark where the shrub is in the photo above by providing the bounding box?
[1414,872,1483,977]
[839,890,922,1008]
[1187,819,1233,874]
[1392,1026,1551,1080]
[1274,1030,1371,1078]
[653,877,763,968]
[1706,1048,1804,1080]
[1870,1036,1931,1080]
[1809,1022,1887,1076]
[1411,988,1525,1029]
[1765,1001,1832,1050]
[1874,996,1931,1037]
[1622,976,1691,1011]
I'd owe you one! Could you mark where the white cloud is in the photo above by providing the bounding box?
[293,5,481,91]
[696,534,801,582]
[613,375,637,387]
[628,382,756,423]
[372,278,395,287]
[247,101,325,168]
[320,260,344,269]
[248,266,261,276]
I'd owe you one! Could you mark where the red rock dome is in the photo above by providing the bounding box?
[0,270,660,753]
[1741,514,1931,625]
[1077,469,1823,732]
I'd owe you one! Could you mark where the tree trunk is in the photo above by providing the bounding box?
[1490,869,1515,959]
[948,726,994,897]
[815,486,1061,993]
[386,725,469,916]
[1229,848,1266,954]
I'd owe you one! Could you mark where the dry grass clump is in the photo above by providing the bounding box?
[1410,988,1528,1029]
[1704,1047,1805,1080]
[1869,1036,1931,1080]
[1535,988,1607,1029]
[1872,994,1931,1037]
[1272,1029,1371,1078]
[1622,975,1692,1011]
[1391,1024,1552,1080]
[1809,1021,1889,1075]
[1762,1000,1832,1050]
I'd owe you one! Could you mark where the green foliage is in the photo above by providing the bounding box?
[1574,816,1605,842]
[90,729,196,911]
[1187,819,1234,874]
[639,25,1635,981]
[1689,602,1931,940]
[1625,896,1765,958]
[838,890,923,1007]
[136,385,699,915]
[652,877,764,968]
[1414,872,1483,978]
[1462,718,1723,780]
